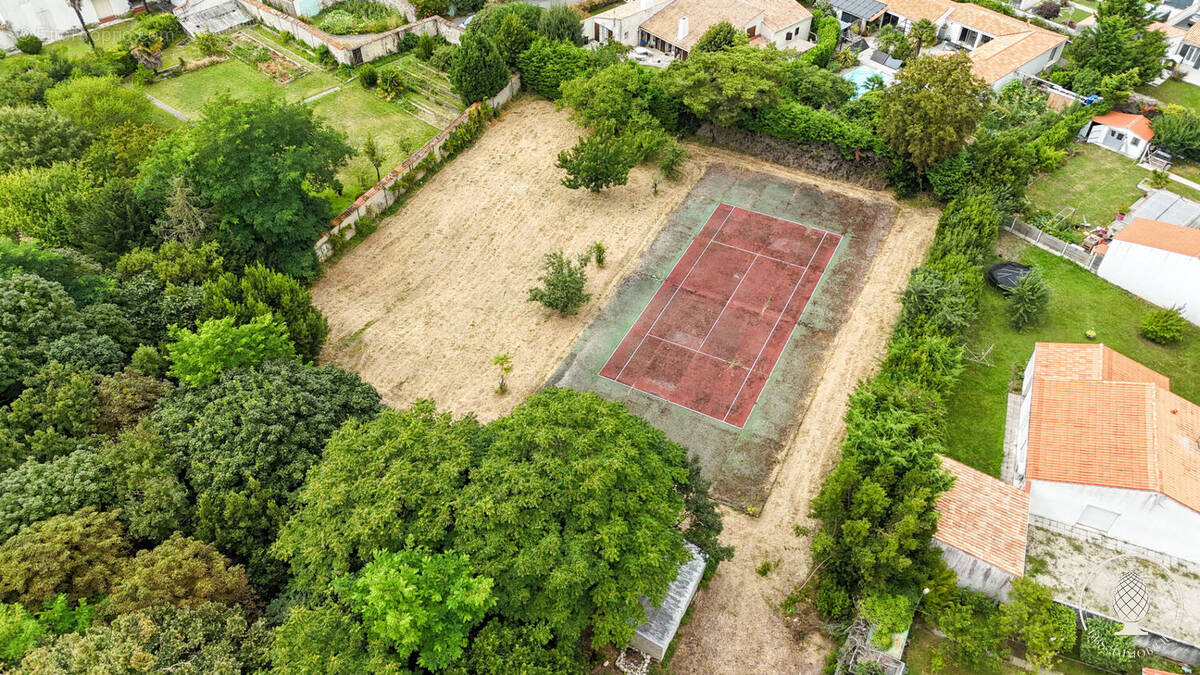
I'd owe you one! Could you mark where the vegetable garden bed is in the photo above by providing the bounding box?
[226,33,308,84]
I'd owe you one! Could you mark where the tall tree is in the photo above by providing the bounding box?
[662,46,787,128]
[537,5,582,44]
[199,263,330,363]
[0,107,91,170]
[693,21,750,53]
[908,19,938,59]
[449,33,510,106]
[136,96,354,279]
[494,12,533,69]
[879,53,989,172]
[65,0,96,50]
[0,508,129,608]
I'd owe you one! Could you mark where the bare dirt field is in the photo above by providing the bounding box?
[667,199,939,674]
[315,95,942,672]
[313,98,707,421]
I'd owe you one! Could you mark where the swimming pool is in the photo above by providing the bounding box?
[842,66,893,98]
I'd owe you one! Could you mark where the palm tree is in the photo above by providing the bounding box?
[65,0,96,50]
[909,19,938,59]
[129,29,164,72]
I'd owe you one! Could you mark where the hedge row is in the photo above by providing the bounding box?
[747,102,883,157]
[800,10,841,69]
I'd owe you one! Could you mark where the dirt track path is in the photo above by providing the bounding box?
[667,190,940,674]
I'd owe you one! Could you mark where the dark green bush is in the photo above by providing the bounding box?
[748,102,882,156]
[357,63,377,88]
[1140,306,1187,344]
[16,35,43,55]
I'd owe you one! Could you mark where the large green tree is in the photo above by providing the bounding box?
[99,426,190,543]
[274,401,483,591]
[153,360,380,588]
[200,263,328,362]
[1066,16,1166,83]
[0,275,85,399]
[879,53,989,173]
[0,361,98,470]
[106,533,257,616]
[449,33,511,106]
[495,12,533,69]
[693,21,749,53]
[662,46,786,127]
[337,548,495,670]
[0,508,129,608]
[45,75,158,135]
[536,5,582,44]
[0,107,91,170]
[0,450,108,543]
[165,315,298,388]
[452,388,694,648]
[515,36,588,100]
[20,603,269,674]
[136,96,353,279]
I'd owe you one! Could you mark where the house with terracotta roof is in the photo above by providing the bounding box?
[1095,218,1200,326]
[1175,20,1200,69]
[1082,112,1155,161]
[876,0,1068,88]
[582,0,813,61]
[933,456,1030,600]
[1012,342,1200,564]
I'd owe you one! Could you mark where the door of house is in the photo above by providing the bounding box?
[92,0,114,21]
[595,23,600,41]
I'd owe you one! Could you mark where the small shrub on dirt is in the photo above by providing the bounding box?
[357,63,378,88]
[755,559,779,577]
[1140,306,1187,344]
[491,352,513,394]
[658,142,688,181]
[815,578,852,620]
[1008,268,1049,331]
[589,241,606,267]
[16,35,43,54]
[528,250,590,316]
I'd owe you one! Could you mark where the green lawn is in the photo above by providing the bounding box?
[145,59,342,115]
[48,20,137,59]
[904,626,1109,675]
[1138,79,1200,110]
[942,241,1200,476]
[1049,6,1090,25]
[1026,143,1200,227]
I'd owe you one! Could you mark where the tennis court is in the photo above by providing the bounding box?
[599,203,841,428]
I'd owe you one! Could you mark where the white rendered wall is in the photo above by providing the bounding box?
[0,0,131,44]
[1028,481,1200,564]
[582,0,671,46]
[934,541,1018,601]
[1097,242,1200,326]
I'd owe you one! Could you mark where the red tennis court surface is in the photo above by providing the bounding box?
[600,204,841,428]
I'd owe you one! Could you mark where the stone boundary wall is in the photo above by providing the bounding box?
[235,0,463,64]
[697,123,890,190]
[314,74,522,260]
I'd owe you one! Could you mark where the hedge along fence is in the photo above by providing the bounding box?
[746,102,883,156]
[235,0,464,64]
[314,74,522,260]
[800,10,840,69]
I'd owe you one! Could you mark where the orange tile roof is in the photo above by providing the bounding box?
[1026,343,1200,514]
[1148,21,1185,39]
[1114,217,1200,258]
[1145,669,1180,675]
[883,0,953,23]
[934,456,1030,577]
[969,29,1065,84]
[1186,19,1200,47]
[1091,111,1154,141]
[640,0,763,50]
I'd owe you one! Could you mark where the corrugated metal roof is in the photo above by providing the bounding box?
[830,0,888,22]
[1128,190,1200,228]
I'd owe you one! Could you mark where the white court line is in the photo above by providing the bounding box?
[722,230,830,423]
[598,371,744,429]
[612,206,735,383]
[643,334,733,365]
[698,254,758,351]
[710,240,807,270]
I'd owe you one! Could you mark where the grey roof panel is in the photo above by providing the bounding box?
[629,543,706,660]
[1130,190,1200,228]
[831,0,888,21]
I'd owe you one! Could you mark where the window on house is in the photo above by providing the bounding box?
[1110,130,1126,142]
[959,27,978,44]
[786,31,792,40]
[1077,505,1121,532]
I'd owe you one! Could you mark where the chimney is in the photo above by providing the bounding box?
[678,16,689,39]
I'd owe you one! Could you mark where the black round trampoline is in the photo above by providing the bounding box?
[987,262,1032,293]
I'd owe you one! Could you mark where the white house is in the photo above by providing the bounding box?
[1174,20,1200,69]
[1012,343,1200,565]
[933,456,1030,601]
[1082,111,1155,161]
[874,0,1068,88]
[583,0,813,60]
[0,0,132,50]
[1096,218,1200,326]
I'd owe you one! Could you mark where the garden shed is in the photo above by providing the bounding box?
[932,456,1029,601]
[1096,218,1200,326]
[1082,111,1154,161]
[630,542,706,660]
[174,0,252,36]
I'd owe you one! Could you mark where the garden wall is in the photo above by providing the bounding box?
[698,123,890,190]
[235,0,463,64]
[314,74,522,260]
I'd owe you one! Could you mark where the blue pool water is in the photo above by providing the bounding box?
[842,66,892,98]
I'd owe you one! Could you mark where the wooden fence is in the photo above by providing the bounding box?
[1003,218,1104,272]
